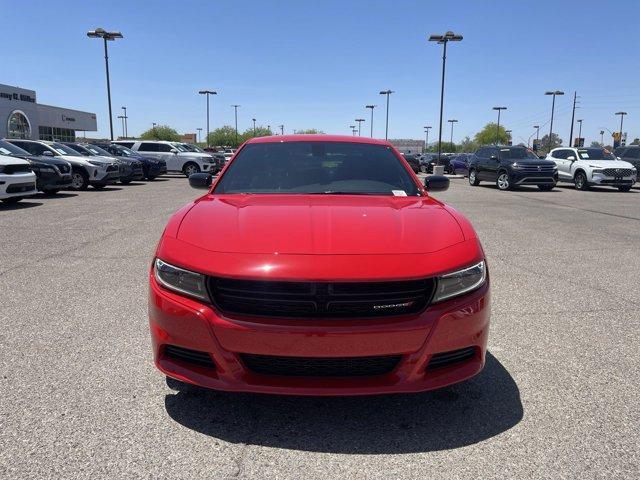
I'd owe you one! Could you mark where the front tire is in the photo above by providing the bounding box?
[70,170,89,191]
[496,171,512,190]
[469,169,480,186]
[183,162,200,177]
[120,179,131,185]
[1,197,23,204]
[618,185,632,192]
[574,171,589,190]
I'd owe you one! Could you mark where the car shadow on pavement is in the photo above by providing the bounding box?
[164,352,522,454]
[0,201,43,210]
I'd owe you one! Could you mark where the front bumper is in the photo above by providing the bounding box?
[511,170,557,185]
[0,172,38,199]
[92,167,120,185]
[34,170,73,191]
[149,273,490,396]
[590,173,636,186]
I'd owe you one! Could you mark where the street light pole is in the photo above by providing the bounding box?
[492,106,506,144]
[379,90,394,140]
[197,128,202,143]
[349,125,356,136]
[231,105,240,145]
[429,31,463,164]
[615,111,627,147]
[365,105,376,137]
[355,118,365,136]
[424,126,432,152]
[279,124,284,135]
[545,90,564,152]
[121,106,128,137]
[117,115,125,138]
[198,90,217,147]
[252,118,257,136]
[447,119,458,148]
[505,130,512,145]
[600,130,604,145]
[87,28,123,141]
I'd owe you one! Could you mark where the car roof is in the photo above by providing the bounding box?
[245,134,393,146]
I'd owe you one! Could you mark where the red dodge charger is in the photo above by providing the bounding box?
[149,135,490,395]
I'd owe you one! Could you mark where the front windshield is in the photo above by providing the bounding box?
[113,145,136,156]
[577,148,615,160]
[51,143,81,156]
[214,142,421,196]
[84,145,113,157]
[170,143,188,152]
[500,148,538,160]
[0,140,30,156]
[189,145,204,152]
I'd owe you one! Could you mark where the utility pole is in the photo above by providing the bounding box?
[231,105,240,145]
[569,91,579,147]
[355,118,365,136]
[365,105,376,137]
[121,106,128,137]
[424,126,432,152]
[576,119,583,146]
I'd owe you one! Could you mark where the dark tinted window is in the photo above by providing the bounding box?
[157,144,174,152]
[9,141,44,155]
[214,142,420,195]
[499,148,538,159]
[0,140,31,156]
[139,143,159,152]
[552,149,568,159]
[116,142,135,148]
[64,143,91,155]
[622,148,640,159]
[577,148,615,160]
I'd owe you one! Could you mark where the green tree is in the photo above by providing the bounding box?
[243,126,273,140]
[539,133,563,151]
[425,141,457,153]
[458,136,478,153]
[474,122,511,145]
[590,141,603,148]
[139,125,181,141]
[208,125,242,148]
[293,128,325,134]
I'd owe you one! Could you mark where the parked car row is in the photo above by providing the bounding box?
[0,139,226,204]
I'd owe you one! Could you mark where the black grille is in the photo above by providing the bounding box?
[603,168,634,177]
[518,164,556,173]
[209,277,436,318]
[240,353,401,377]
[6,182,36,194]
[58,164,71,174]
[3,164,32,174]
[107,164,119,172]
[426,347,476,371]
[163,345,216,369]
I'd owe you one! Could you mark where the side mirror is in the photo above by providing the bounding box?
[189,172,213,189]
[424,175,449,192]
[567,155,576,161]
[41,151,54,157]
[170,148,179,154]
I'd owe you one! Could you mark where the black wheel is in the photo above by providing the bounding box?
[574,171,589,190]
[45,189,60,195]
[468,169,480,186]
[618,185,632,192]
[146,175,157,181]
[538,184,556,191]
[183,162,200,177]
[92,183,106,190]
[70,169,89,191]
[1,197,22,204]
[120,179,132,185]
[496,171,512,191]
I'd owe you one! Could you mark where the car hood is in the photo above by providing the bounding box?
[578,160,635,169]
[508,158,556,165]
[176,195,465,255]
[178,152,212,159]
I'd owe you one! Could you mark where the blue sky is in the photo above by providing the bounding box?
[4,0,639,145]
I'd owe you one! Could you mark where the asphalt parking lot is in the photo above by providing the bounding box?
[1,176,639,479]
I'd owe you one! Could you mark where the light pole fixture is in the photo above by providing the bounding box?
[121,106,128,137]
[534,125,540,141]
[116,115,125,138]
[545,90,564,151]
[349,125,356,136]
[87,28,123,141]
[379,90,394,140]
[429,30,463,163]
[197,127,202,143]
[492,106,507,144]
[600,130,605,145]
[365,105,376,137]
[231,105,240,145]
[355,118,365,136]
[615,111,627,147]
[576,119,583,146]
[278,124,284,135]
[198,90,217,147]
[424,126,432,151]
[447,119,458,147]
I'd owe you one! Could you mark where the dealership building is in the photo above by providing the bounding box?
[0,83,97,142]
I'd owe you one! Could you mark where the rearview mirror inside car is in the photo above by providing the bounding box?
[189,172,213,189]
[424,175,450,192]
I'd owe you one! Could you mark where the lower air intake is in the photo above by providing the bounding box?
[163,345,216,369]
[426,347,476,371]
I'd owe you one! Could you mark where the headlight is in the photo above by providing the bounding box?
[511,162,524,169]
[432,261,486,303]
[592,169,603,174]
[88,160,105,167]
[154,258,208,301]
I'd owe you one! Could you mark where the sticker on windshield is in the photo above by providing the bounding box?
[392,190,407,196]
[580,153,589,158]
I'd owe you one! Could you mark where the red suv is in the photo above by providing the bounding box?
[149,135,490,395]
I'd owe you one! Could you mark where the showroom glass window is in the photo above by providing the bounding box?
[7,111,31,139]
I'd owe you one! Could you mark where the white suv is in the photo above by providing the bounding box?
[7,139,120,190]
[113,140,216,176]
[0,154,38,204]
[547,147,637,192]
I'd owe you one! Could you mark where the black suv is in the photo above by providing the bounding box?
[614,146,640,172]
[468,145,558,191]
[0,139,72,194]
